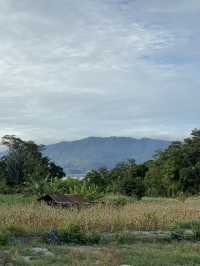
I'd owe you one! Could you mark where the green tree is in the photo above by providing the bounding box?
[111,160,145,199]
[85,159,146,199]
[85,167,110,192]
[1,135,65,190]
[145,129,200,197]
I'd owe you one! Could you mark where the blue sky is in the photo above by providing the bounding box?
[0,0,199,143]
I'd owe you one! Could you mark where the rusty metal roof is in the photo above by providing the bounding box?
[39,193,89,204]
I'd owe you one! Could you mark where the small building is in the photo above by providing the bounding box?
[38,193,89,207]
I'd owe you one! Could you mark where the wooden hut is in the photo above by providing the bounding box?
[38,193,89,207]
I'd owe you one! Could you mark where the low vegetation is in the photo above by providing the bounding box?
[1,195,200,265]
[1,242,200,266]
[1,128,200,200]
[1,198,200,265]
[0,195,200,235]
[1,129,200,265]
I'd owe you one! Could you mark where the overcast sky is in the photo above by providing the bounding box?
[0,0,199,144]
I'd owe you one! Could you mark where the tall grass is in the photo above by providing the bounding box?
[1,197,200,233]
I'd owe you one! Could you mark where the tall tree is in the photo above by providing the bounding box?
[145,129,200,196]
[1,135,65,187]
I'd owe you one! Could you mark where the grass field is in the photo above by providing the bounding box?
[1,194,200,265]
[1,194,200,233]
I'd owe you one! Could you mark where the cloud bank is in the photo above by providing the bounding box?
[0,0,199,143]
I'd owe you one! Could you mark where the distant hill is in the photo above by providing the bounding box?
[44,137,171,177]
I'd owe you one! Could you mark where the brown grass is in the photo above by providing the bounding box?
[1,197,200,233]
[68,247,122,266]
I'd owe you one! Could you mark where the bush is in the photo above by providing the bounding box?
[170,220,200,241]
[110,196,129,206]
[0,230,10,245]
[171,220,200,240]
[170,229,184,241]
[85,232,101,244]
[115,231,135,244]
[47,224,101,245]
[171,220,193,231]
[47,230,61,244]
[0,180,11,194]
[102,194,134,206]
[7,225,27,237]
[60,224,87,244]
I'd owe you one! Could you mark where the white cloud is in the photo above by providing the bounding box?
[0,0,199,143]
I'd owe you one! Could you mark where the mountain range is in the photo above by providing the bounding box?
[44,137,171,177]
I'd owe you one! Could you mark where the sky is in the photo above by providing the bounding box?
[0,0,199,144]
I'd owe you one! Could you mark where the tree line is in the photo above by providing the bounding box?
[1,129,200,198]
[84,129,200,198]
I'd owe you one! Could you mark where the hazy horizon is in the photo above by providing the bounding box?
[0,0,199,143]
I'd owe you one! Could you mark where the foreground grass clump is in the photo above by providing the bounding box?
[1,195,200,234]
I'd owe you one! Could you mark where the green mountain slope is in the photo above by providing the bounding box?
[44,137,170,176]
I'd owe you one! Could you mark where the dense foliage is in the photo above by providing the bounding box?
[0,135,65,193]
[84,159,147,199]
[145,129,200,197]
[1,129,200,198]
[84,129,200,198]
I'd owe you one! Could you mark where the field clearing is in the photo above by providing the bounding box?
[1,195,200,265]
[1,195,200,233]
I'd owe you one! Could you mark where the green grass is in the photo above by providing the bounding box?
[0,194,36,204]
[1,242,200,265]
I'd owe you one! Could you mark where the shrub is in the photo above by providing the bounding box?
[60,224,87,244]
[47,230,60,244]
[102,194,134,206]
[170,220,200,241]
[0,180,11,194]
[170,229,184,241]
[0,229,10,245]
[110,196,129,207]
[85,232,101,244]
[47,225,101,245]
[171,220,192,231]
[7,225,27,237]
[115,231,135,244]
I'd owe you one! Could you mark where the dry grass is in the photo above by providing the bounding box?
[1,197,200,233]
[67,247,122,266]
